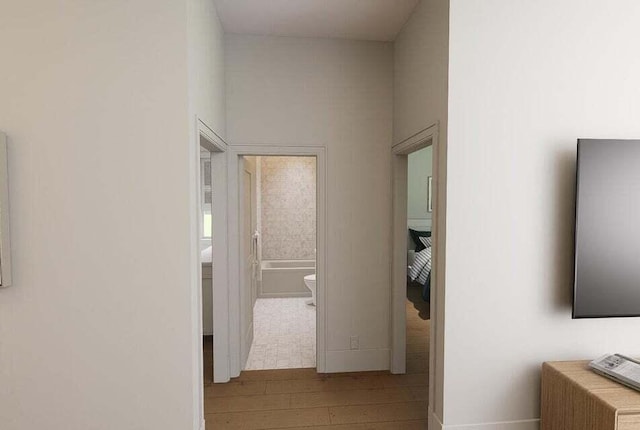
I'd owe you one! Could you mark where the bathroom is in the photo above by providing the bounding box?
[243,155,317,370]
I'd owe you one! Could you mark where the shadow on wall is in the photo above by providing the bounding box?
[551,145,578,311]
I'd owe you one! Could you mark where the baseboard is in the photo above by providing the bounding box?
[429,408,443,430]
[258,292,312,299]
[324,348,390,373]
[442,418,540,430]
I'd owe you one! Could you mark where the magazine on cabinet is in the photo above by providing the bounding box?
[589,354,640,392]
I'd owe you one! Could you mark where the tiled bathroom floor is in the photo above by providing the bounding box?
[245,298,316,370]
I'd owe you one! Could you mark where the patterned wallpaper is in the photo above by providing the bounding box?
[260,156,316,260]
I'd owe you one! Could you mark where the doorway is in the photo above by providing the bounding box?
[405,146,432,376]
[221,145,326,377]
[391,124,437,374]
[193,119,228,387]
[200,148,214,384]
[390,123,440,424]
[241,155,318,370]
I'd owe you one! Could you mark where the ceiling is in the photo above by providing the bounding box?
[213,0,420,42]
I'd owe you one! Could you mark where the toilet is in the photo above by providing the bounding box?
[303,274,316,306]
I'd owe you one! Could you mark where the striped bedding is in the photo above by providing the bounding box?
[408,246,431,286]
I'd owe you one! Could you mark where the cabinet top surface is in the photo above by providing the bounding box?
[544,360,640,412]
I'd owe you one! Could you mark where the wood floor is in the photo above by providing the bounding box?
[203,291,429,429]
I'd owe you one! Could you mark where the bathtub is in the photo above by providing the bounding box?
[260,260,315,298]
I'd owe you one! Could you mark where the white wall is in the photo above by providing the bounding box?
[407,146,433,224]
[394,0,449,423]
[394,0,449,146]
[226,34,394,371]
[188,0,226,135]
[0,1,198,429]
[187,0,226,401]
[444,0,640,428]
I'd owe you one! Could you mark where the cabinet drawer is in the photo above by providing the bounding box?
[619,414,640,430]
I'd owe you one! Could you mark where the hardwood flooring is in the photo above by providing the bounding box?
[203,290,429,429]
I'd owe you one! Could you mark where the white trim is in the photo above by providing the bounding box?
[198,118,227,151]
[442,419,540,430]
[391,123,440,423]
[193,116,231,387]
[227,144,328,374]
[392,124,438,154]
[238,158,256,369]
[390,124,437,374]
[390,151,409,374]
[192,116,229,427]
[211,148,230,382]
[0,131,12,287]
[429,407,444,430]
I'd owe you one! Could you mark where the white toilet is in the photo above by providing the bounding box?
[303,274,316,306]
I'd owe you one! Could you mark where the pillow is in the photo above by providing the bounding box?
[419,236,432,249]
[409,228,431,251]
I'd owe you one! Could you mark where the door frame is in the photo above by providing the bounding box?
[194,118,230,387]
[227,144,327,375]
[191,117,227,429]
[239,156,257,368]
[390,123,438,376]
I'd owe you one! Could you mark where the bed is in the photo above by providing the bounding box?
[407,229,432,302]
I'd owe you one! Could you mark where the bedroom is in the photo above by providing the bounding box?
[406,145,432,377]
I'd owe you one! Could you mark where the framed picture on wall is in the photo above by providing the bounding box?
[427,176,433,213]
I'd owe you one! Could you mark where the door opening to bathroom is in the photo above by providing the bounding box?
[240,155,318,371]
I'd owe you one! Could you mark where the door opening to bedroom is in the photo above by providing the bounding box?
[240,155,317,371]
[200,148,214,384]
[405,146,432,377]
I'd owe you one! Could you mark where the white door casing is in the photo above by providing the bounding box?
[240,157,257,369]
[227,145,327,376]
[390,123,440,423]
[194,119,230,385]
[192,117,228,430]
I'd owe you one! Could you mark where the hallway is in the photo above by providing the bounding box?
[204,297,429,429]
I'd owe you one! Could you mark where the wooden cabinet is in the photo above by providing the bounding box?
[542,361,640,430]
[618,415,640,430]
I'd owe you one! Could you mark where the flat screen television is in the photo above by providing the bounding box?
[573,139,640,318]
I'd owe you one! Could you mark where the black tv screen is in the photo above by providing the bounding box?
[573,139,640,318]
